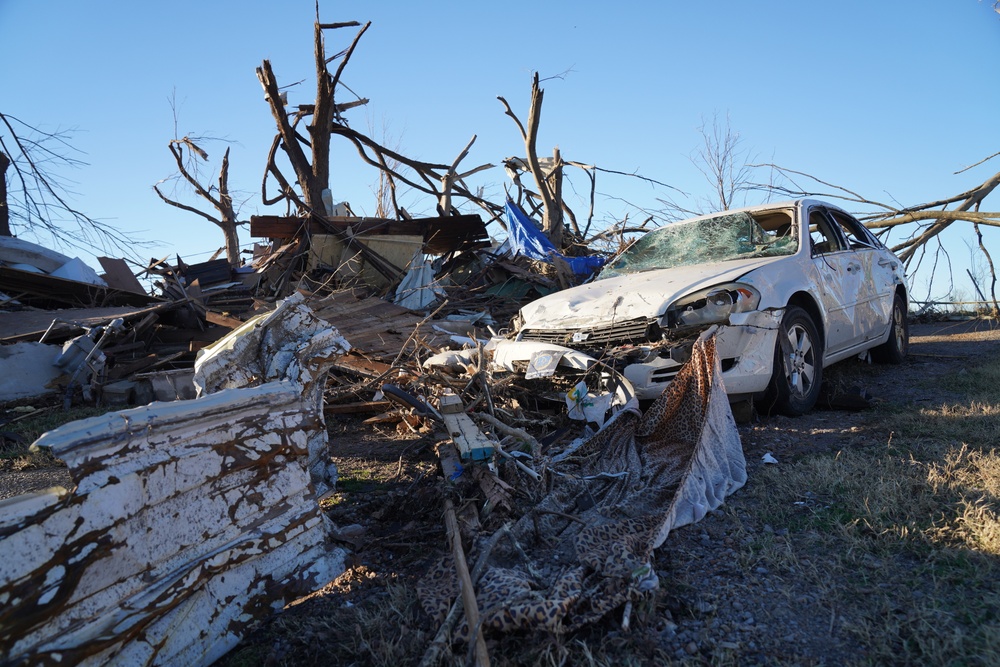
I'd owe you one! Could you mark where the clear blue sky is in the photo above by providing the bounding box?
[2,0,998,302]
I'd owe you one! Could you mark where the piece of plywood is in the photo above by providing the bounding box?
[97,257,148,294]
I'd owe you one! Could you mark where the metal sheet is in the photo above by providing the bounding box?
[1,293,352,666]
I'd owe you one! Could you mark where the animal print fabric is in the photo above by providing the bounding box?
[417,333,747,638]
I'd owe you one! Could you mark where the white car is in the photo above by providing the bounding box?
[510,199,909,415]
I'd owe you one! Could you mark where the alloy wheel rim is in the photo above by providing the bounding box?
[784,323,815,397]
[893,303,905,350]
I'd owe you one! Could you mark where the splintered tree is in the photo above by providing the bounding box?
[153,137,242,267]
[0,111,131,253]
[255,13,494,223]
[497,72,665,254]
[498,73,568,250]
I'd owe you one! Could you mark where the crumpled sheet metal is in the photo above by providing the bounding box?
[0,380,345,667]
[194,292,351,495]
[489,338,637,410]
[393,249,446,311]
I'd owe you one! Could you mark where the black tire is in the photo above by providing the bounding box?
[765,306,823,417]
[381,383,435,417]
[871,293,908,365]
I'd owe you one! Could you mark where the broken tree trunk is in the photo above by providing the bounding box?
[256,19,370,216]
[498,73,566,250]
[0,150,10,237]
[154,140,241,268]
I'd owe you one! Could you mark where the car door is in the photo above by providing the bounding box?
[825,208,899,342]
[805,206,864,353]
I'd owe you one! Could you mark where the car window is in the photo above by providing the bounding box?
[827,209,879,249]
[598,210,796,278]
[808,210,845,255]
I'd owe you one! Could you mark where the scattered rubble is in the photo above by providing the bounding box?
[0,207,618,664]
[0,208,760,665]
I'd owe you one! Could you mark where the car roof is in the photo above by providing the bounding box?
[669,198,848,226]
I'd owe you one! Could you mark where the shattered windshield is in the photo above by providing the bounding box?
[599,211,797,279]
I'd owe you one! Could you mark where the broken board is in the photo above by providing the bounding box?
[439,393,495,461]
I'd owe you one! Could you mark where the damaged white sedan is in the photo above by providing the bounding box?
[510,199,909,415]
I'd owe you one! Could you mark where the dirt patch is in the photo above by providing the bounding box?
[0,466,71,499]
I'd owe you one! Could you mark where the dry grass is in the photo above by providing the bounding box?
[730,356,1000,666]
[0,403,112,469]
[219,352,1000,666]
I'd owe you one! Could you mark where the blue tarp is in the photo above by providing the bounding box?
[504,200,605,277]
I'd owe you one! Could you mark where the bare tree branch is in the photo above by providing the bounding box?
[154,136,242,266]
[0,111,136,256]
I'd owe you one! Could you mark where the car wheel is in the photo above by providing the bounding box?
[871,293,909,364]
[766,306,823,416]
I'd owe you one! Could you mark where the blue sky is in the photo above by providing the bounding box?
[2,1,998,301]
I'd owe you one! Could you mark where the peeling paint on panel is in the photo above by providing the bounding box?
[194,292,351,496]
[0,293,352,666]
[0,381,346,667]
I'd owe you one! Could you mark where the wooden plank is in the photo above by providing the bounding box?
[0,267,155,309]
[329,352,393,378]
[249,214,489,255]
[97,257,148,294]
[305,292,450,361]
[439,394,495,461]
[183,259,232,286]
[205,310,246,329]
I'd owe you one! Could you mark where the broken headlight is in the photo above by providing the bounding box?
[670,283,760,327]
[511,312,524,335]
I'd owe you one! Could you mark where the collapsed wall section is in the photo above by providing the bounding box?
[0,293,352,667]
[0,382,345,666]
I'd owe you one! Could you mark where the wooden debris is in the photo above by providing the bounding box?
[96,257,148,294]
[470,465,514,511]
[443,498,491,667]
[436,442,464,485]
[439,393,495,461]
[471,412,541,454]
[323,400,392,415]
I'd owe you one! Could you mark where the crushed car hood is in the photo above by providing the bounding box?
[518,256,785,329]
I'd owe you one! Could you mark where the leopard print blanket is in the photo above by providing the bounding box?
[417,333,746,639]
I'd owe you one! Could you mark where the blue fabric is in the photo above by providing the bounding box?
[504,200,605,277]
[505,199,557,259]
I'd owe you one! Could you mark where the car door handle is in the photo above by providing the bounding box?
[878,258,898,269]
